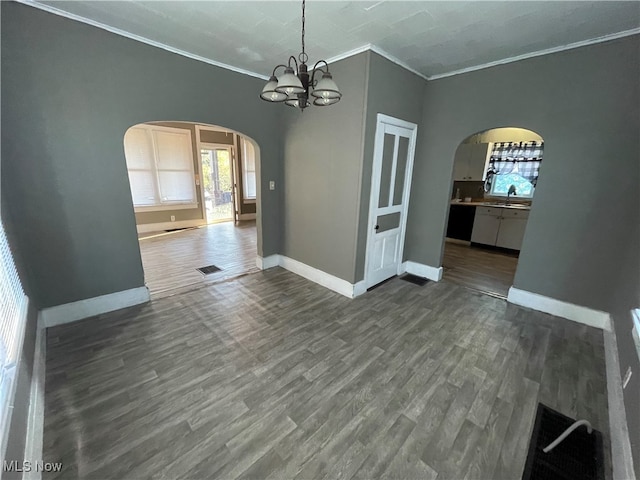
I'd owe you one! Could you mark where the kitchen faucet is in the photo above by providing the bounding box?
[506,185,517,204]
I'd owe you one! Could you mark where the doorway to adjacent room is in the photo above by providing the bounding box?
[200,144,235,224]
[442,127,544,298]
[123,121,260,297]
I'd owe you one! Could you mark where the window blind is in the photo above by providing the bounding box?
[0,219,27,446]
[124,125,196,208]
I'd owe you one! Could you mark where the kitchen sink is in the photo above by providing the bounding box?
[482,202,530,209]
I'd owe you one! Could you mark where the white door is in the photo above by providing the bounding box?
[365,114,418,288]
[200,145,236,224]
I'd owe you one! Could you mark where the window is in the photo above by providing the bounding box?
[124,125,197,211]
[491,173,535,197]
[632,309,640,363]
[0,220,28,448]
[241,138,257,201]
[486,141,543,198]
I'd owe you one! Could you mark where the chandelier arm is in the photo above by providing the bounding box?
[271,64,289,77]
[310,60,329,86]
[287,55,299,75]
[312,60,329,73]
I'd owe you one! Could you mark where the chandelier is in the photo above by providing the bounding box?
[260,0,342,110]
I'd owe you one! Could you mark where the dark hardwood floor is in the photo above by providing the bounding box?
[443,240,519,299]
[138,221,258,298]
[43,269,610,479]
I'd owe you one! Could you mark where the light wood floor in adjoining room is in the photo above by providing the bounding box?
[443,241,519,298]
[138,221,257,298]
[43,269,610,480]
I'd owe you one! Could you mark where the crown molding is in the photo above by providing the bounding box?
[427,27,640,80]
[322,44,373,66]
[322,43,430,81]
[17,1,640,84]
[17,0,269,81]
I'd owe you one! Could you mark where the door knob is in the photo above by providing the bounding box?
[374,225,380,231]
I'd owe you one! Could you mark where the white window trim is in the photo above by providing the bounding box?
[632,309,640,364]
[134,203,198,213]
[0,220,29,460]
[125,124,199,212]
[241,137,257,202]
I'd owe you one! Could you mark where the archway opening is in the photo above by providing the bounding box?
[442,126,544,298]
[122,121,261,298]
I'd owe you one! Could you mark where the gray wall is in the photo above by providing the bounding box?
[611,215,640,475]
[405,35,640,474]
[4,302,38,479]
[405,35,639,313]
[354,52,426,282]
[199,129,235,145]
[281,52,369,283]
[1,2,283,308]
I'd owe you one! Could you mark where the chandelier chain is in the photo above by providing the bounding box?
[301,0,306,58]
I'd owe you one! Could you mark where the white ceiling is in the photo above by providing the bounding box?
[34,1,640,79]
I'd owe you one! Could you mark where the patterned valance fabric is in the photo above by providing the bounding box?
[487,141,544,186]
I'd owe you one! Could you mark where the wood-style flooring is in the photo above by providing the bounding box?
[43,269,610,479]
[443,241,519,299]
[138,221,257,298]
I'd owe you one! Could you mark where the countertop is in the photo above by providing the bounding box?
[450,199,531,211]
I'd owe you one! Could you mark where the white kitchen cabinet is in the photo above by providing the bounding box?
[471,207,529,250]
[496,209,529,250]
[453,143,490,181]
[471,207,501,245]
[453,144,473,181]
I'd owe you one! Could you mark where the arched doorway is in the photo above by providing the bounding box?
[442,127,544,298]
[123,121,262,297]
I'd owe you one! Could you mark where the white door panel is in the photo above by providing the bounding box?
[365,114,418,289]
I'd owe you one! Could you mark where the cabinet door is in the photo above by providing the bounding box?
[467,143,490,180]
[471,210,500,245]
[453,144,473,180]
[496,217,527,250]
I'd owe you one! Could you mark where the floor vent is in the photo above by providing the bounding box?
[197,265,222,275]
[399,274,429,286]
[522,404,604,480]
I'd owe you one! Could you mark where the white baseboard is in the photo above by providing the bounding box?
[403,261,444,282]
[507,287,611,330]
[445,237,471,246]
[279,256,360,299]
[256,254,280,270]
[604,323,637,480]
[238,213,256,221]
[352,281,367,297]
[257,254,364,299]
[40,286,150,328]
[136,219,204,234]
[23,316,46,480]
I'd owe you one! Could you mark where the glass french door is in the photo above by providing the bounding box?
[201,146,235,224]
